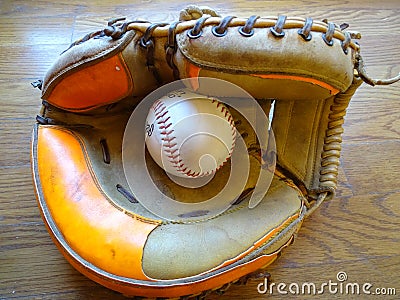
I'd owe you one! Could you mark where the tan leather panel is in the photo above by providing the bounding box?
[251,74,340,95]
[273,99,323,184]
[177,27,354,92]
[143,176,303,279]
[57,233,285,298]
[175,54,336,101]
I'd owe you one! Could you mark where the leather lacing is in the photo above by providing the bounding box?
[212,16,236,37]
[238,15,259,37]
[62,18,149,54]
[341,31,352,54]
[98,137,139,203]
[59,6,400,87]
[187,16,208,39]
[179,5,220,21]
[304,78,363,217]
[320,79,362,190]
[297,17,313,41]
[166,21,181,79]
[270,15,287,37]
[166,269,270,300]
[64,13,358,58]
[99,139,110,164]
[139,22,169,85]
[322,21,336,46]
[116,184,138,203]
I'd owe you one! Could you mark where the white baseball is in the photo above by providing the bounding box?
[145,89,236,178]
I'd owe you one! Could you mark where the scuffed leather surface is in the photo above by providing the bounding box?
[176,27,354,92]
[143,176,303,279]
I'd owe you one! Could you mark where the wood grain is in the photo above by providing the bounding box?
[0,0,399,299]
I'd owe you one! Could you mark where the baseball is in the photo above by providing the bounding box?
[145,89,236,178]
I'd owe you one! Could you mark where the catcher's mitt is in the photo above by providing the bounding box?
[31,5,399,299]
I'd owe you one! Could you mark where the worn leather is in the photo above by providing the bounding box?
[175,27,354,94]
[33,95,305,279]
[34,125,159,280]
[32,8,368,298]
[40,15,360,196]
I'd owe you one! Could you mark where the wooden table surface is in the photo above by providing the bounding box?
[1,0,399,299]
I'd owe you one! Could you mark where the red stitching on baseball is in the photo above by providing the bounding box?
[210,98,237,174]
[163,143,177,149]
[164,148,178,155]
[152,96,236,177]
[153,100,163,111]
[167,154,180,160]
[158,116,170,124]
[156,110,168,120]
[159,123,173,130]
[152,100,185,174]
[161,136,176,142]
[154,105,166,115]
[161,130,174,136]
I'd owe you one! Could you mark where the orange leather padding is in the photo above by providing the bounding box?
[187,63,201,91]
[250,74,340,95]
[46,54,132,111]
[56,234,283,298]
[210,213,300,272]
[186,63,340,95]
[33,125,298,297]
[36,126,159,280]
